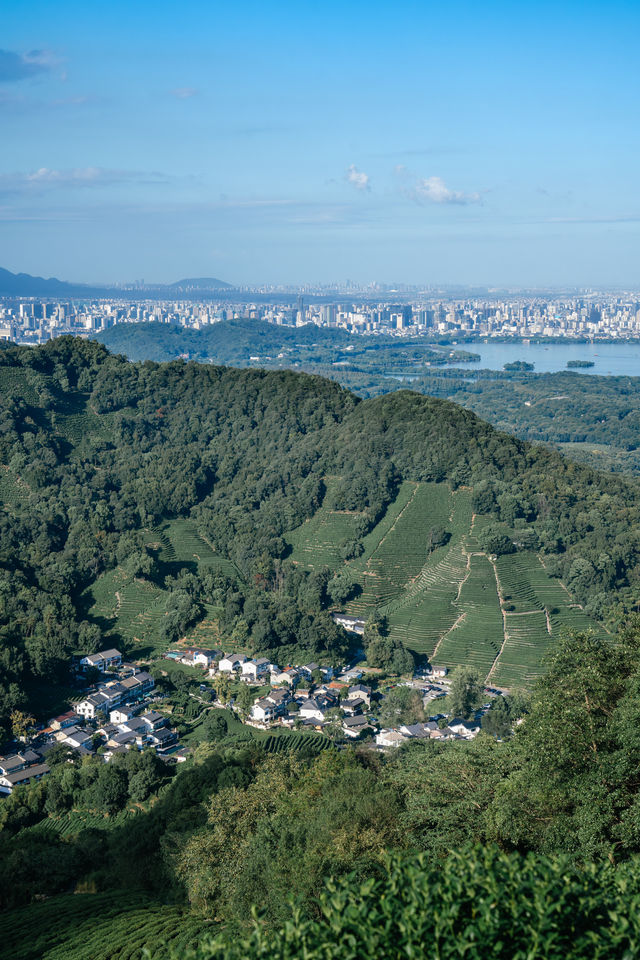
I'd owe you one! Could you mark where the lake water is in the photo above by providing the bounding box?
[447,341,640,376]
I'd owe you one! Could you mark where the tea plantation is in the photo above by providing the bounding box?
[287,479,605,685]
[0,892,204,960]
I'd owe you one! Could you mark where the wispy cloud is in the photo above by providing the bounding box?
[345,164,370,191]
[545,214,640,225]
[170,87,198,99]
[0,49,58,83]
[0,167,173,196]
[51,95,92,107]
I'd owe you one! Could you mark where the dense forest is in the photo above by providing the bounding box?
[97,320,640,474]
[1,338,640,735]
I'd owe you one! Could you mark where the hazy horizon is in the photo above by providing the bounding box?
[2,0,639,288]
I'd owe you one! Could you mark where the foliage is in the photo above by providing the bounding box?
[190,846,640,960]
[8,630,640,954]
[377,686,425,727]
[0,338,637,733]
[363,614,414,674]
[447,665,483,719]
[174,751,402,923]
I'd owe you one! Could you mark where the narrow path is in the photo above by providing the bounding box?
[454,552,472,602]
[486,556,509,682]
[431,547,474,658]
[537,553,612,635]
[431,611,466,660]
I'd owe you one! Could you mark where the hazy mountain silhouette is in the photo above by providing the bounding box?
[0,267,234,298]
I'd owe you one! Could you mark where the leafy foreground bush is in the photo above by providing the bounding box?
[179,846,640,960]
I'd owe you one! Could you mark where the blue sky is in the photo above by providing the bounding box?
[1,0,639,286]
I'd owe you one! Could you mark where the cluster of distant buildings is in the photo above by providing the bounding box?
[1,292,640,344]
[74,649,155,721]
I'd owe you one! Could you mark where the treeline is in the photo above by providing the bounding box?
[97,321,640,475]
[1,338,640,732]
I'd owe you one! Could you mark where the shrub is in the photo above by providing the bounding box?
[187,846,640,960]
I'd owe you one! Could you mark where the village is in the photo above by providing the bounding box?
[0,640,494,796]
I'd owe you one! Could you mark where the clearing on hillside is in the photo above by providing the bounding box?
[81,519,240,656]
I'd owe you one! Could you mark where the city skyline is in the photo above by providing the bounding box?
[3,292,640,347]
[2,0,639,287]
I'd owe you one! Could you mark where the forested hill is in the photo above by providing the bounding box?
[95,321,640,476]
[1,337,640,734]
[96,317,356,362]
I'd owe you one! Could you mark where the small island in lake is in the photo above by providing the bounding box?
[504,360,534,372]
[567,359,595,368]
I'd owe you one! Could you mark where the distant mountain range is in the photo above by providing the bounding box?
[0,266,234,299]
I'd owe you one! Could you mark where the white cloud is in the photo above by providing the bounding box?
[346,164,370,191]
[411,175,480,205]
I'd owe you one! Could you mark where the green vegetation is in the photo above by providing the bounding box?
[191,847,640,960]
[433,554,503,675]
[99,320,640,475]
[0,892,203,960]
[95,317,478,369]
[289,477,603,679]
[504,360,535,371]
[5,630,640,958]
[0,337,638,736]
[262,731,331,755]
[393,367,640,475]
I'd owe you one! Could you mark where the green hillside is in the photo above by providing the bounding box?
[1,337,640,735]
[288,479,605,683]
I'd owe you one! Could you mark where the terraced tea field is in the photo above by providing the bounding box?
[84,566,168,645]
[488,552,608,686]
[286,476,370,569]
[19,806,144,841]
[0,365,40,403]
[77,470,606,684]
[182,602,223,647]
[0,467,31,511]
[0,891,203,960]
[160,517,240,579]
[432,554,503,674]
[287,478,607,685]
[81,518,241,655]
